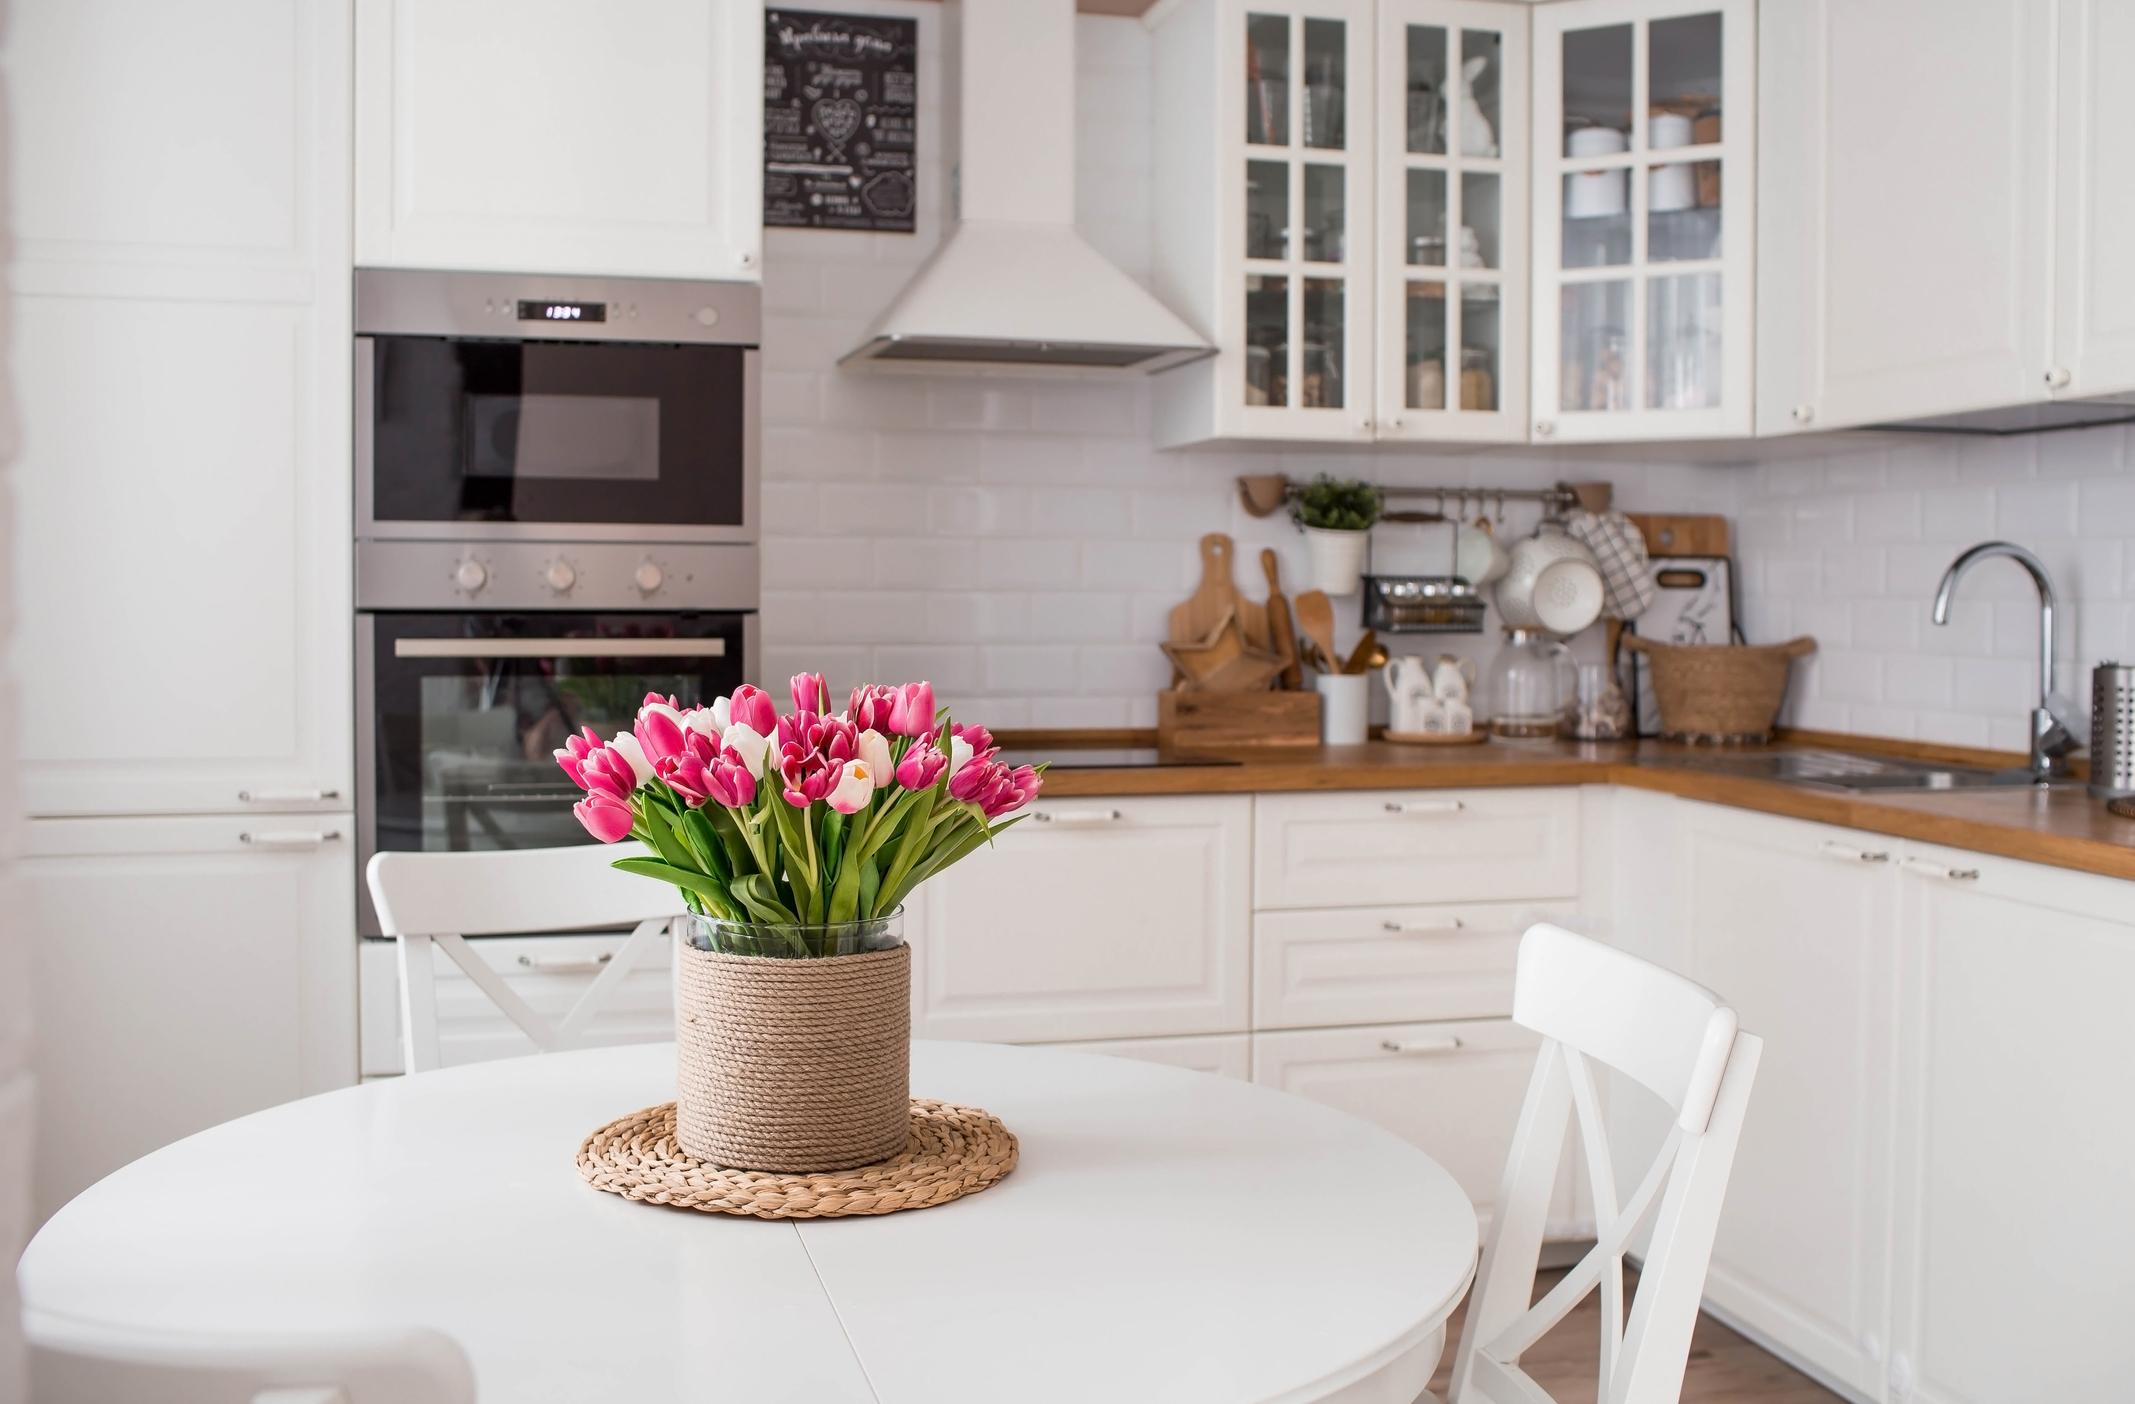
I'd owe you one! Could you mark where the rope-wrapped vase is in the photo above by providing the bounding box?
[674,920,911,1174]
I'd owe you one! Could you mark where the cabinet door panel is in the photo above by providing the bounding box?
[1759,0,2051,432]
[1681,806,1896,1400]
[1891,851,2135,1404]
[1255,787,1579,909]
[1254,1020,1574,1233]
[907,796,1250,1043]
[24,817,358,1223]
[2052,0,2135,396]
[355,0,764,279]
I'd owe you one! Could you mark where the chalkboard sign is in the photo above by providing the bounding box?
[764,10,919,232]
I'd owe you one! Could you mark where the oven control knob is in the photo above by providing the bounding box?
[633,561,664,594]
[543,560,577,593]
[453,559,487,593]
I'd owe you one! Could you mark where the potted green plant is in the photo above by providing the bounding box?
[1291,475,1382,595]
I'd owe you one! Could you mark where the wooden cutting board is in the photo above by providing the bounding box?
[1626,513,1730,558]
[1169,533,1248,648]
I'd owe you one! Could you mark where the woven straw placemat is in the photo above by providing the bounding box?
[577,1098,1017,1219]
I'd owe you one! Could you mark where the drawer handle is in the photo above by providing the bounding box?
[239,829,342,850]
[1382,917,1466,934]
[1380,1035,1465,1056]
[1033,809,1124,826]
[238,786,342,804]
[1901,856,1980,882]
[1383,799,1465,817]
[516,952,614,974]
[1820,841,1891,864]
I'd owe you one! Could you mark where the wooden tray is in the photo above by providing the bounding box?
[1382,728,1489,746]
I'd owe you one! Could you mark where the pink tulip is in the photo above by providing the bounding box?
[952,722,998,759]
[948,755,1003,807]
[573,790,636,843]
[553,726,605,787]
[888,682,938,738]
[992,764,1042,818]
[776,710,859,807]
[634,699,690,767]
[556,728,640,802]
[826,760,876,814]
[895,739,948,790]
[848,684,898,733]
[790,672,828,715]
[728,684,778,737]
[660,732,759,809]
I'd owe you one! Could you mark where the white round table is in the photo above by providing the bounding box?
[19,1042,1479,1403]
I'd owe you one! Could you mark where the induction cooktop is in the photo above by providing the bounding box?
[995,748,1240,770]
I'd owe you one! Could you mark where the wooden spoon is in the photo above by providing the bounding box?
[1293,590,1339,676]
[1341,629,1384,675]
[1261,549,1301,689]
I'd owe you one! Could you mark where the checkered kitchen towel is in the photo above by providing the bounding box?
[1564,509,1657,620]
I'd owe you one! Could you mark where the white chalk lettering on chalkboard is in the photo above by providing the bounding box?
[764,10,919,233]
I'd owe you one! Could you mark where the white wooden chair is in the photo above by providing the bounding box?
[28,1313,475,1403]
[365,843,684,1074]
[1431,922,1764,1404]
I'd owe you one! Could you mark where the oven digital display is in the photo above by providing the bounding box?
[516,299,606,324]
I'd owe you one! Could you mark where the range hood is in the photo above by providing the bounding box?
[842,0,1211,374]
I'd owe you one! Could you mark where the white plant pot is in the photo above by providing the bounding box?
[1303,527,1371,596]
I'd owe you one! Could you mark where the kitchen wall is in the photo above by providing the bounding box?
[1737,426,2135,753]
[758,6,1735,728]
[1,7,31,1387]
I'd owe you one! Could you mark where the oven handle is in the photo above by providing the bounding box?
[392,638,728,659]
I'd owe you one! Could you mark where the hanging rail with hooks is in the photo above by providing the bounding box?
[1235,474,1610,521]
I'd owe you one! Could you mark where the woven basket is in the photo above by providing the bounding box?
[1623,635,1817,743]
[674,942,911,1173]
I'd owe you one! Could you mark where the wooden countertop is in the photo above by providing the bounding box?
[1016,735,2135,883]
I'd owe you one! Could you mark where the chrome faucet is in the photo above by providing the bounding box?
[1930,541,2079,782]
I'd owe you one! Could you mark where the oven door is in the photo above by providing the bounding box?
[357,335,757,542]
[356,611,752,934]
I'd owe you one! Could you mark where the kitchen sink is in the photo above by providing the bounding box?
[1658,748,2044,793]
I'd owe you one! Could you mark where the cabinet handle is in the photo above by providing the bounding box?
[1889,1350,1915,1399]
[1792,403,1816,425]
[1032,808,1124,827]
[1534,419,1556,437]
[1900,856,1979,882]
[1382,917,1466,934]
[1384,416,1404,431]
[2045,366,2073,391]
[1819,840,1891,864]
[516,952,614,975]
[239,829,342,850]
[1383,799,1465,817]
[238,787,341,804]
[1380,1035,1464,1055]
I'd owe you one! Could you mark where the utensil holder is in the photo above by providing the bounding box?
[2091,663,2135,799]
[1315,674,1370,745]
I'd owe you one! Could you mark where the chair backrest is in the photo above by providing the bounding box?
[1449,922,1763,1404]
[29,1314,475,1404]
[366,843,686,1073]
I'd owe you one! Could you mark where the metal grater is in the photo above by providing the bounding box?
[2091,663,2135,799]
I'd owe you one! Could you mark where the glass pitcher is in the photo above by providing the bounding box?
[1485,629,1575,739]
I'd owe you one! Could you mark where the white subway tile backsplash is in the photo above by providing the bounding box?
[1995,479,2078,539]
[875,538,985,589]
[1884,656,1954,706]
[1029,486,1133,537]
[975,538,1083,588]
[983,645,1083,693]
[926,485,1031,536]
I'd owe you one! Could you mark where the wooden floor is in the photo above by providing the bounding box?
[1425,1267,1846,1403]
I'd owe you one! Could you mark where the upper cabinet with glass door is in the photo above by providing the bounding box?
[1152,0,1379,447]
[1375,2,1528,444]
[1532,0,1754,442]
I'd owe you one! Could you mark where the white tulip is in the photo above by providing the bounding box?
[721,723,773,778]
[948,734,975,777]
[827,759,876,815]
[856,729,895,785]
[608,731,655,786]
[683,696,731,738]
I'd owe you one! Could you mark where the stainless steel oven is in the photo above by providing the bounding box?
[355,268,759,542]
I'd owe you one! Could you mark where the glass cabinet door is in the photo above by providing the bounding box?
[1375,1,1528,442]
[1533,0,1751,440]
[1237,3,1373,435]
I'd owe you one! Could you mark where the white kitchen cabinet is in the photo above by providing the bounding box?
[354,0,764,280]
[358,930,677,1078]
[1039,1034,1253,1082]
[2050,0,2135,400]
[1677,803,1899,1402]
[1151,0,1380,446]
[8,0,353,818]
[1254,786,1579,909]
[1532,0,1756,442]
[1885,844,2135,1404]
[1253,897,1573,1029]
[21,816,358,1223]
[1372,0,1530,443]
[905,795,1251,1043]
[1756,0,2054,433]
[1254,1019,1578,1234]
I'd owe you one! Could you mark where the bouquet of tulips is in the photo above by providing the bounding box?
[554,673,1041,943]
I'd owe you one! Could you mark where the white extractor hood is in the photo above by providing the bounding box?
[842,0,1212,374]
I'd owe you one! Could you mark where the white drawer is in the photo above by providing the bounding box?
[1253,1019,1575,1233]
[907,794,1251,1043]
[1254,899,1578,1031]
[359,931,674,1077]
[1254,787,1580,910]
[1035,1034,1252,1082]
